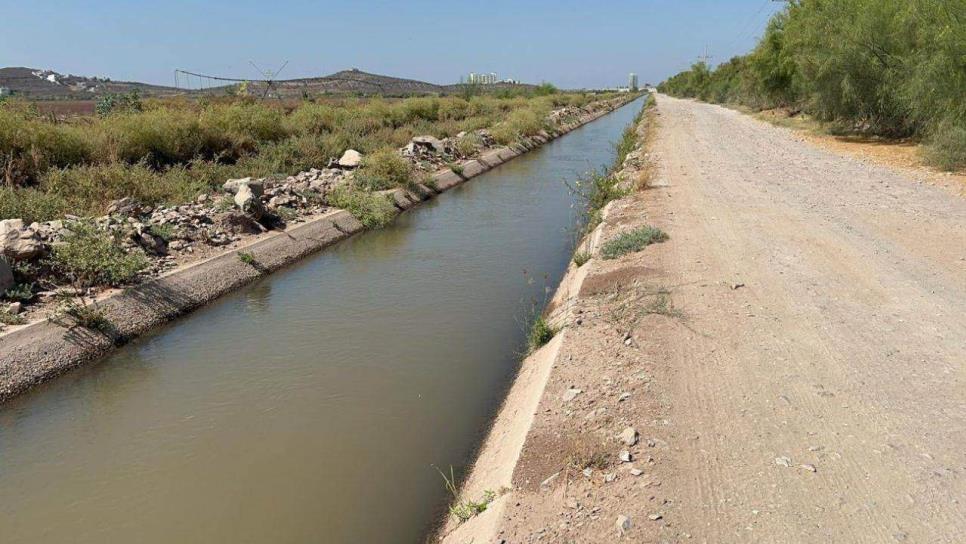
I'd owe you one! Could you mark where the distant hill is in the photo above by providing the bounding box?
[255,69,445,96]
[0,67,180,99]
[0,66,536,100]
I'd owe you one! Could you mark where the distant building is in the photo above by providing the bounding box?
[0,87,11,97]
[465,72,500,85]
[628,73,639,92]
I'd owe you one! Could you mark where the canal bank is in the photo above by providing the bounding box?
[438,98,660,543]
[0,95,639,405]
[0,96,646,543]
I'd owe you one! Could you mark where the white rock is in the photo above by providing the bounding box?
[562,388,582,402]
[620,427,639,446]
[223,178,264,197]
[619,450,632,463]
[0,219,44,260]
[616,515,631,534]
[338,149,362,168]
[234,185,264,219]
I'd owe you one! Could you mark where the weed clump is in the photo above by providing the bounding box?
[49,221,148,286]
[526,315,558,354]
[327,185,397,229]
[50,293,112,333]
[572,251,591,267]
[600,226,668,260]
[237,251,256,266]
[435,466,498,524]
[355,148,414,191]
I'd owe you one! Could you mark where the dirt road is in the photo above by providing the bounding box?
[491,95,966,543]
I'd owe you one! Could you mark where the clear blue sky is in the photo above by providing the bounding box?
[2,0,784,89]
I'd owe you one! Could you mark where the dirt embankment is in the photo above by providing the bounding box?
[439,94,966,543]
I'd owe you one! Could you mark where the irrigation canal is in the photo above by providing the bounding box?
[0,96,644,543]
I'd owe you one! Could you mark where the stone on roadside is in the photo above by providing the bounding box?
[619,450,632,463]
[215,211,263,235]
[562,388,583,402]
[620,427,639,446]
[138,232,167,256]
[234,184,265,219]
[338,149,362,168]
[223,177,265,198]
[629,468,644,476]
[616,515,631,534]
[410,135,446,154]
[0,219,45,260]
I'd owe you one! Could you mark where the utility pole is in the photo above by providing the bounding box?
[698,44,713,66]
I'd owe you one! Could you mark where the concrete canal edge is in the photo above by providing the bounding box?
[436,103,651,543]
[0,97,638,405]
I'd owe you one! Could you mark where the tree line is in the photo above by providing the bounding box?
[658,0,965,170]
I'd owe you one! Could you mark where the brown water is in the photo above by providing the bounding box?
[0,97,643,543]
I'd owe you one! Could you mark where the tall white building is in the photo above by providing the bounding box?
[466,72,499,85]
[628,73,639,91]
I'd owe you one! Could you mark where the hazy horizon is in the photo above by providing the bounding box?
[2,0,782,89]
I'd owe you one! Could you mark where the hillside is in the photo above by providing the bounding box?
[0,67,180,99]
[0,66,537,100]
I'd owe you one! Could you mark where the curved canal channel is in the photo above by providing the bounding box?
[0,96,644,543]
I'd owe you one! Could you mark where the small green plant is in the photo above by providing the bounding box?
[49,221,148,287]
[237,251,256,265]
[645,290,684,319]
[422,176,440,192]
[600,226,668,260]
[3,282,34,302]
[95,89,143,116]
[435,465,497,524]
[214,196,235,212]
[572,250,591,267]
[455,133,482,157]
[50,293,112,333]
[146,222,176,241]
[275,206,299,221]
[526,315,558,354]
[0,309,26,326]
[327,185,396,229]
[448,162,464,176]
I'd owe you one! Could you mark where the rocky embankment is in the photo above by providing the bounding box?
[0,94,638,403]
[437,99,660,544]
[0,97,632,330]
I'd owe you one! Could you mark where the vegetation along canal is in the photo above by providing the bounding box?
[0,96,644,543]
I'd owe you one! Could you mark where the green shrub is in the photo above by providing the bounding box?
[455,133,482,156]
[659,0,966,169]
[326,185,397,229]
[95,90,143,116]
[0,187,69,222]
[600,226,668,260]
[40,162,207,217]
[573,251,591,267]
[355,149,414,190]
[49,221,148,286]
[526,315,558,353]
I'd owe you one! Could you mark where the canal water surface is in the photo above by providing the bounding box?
[0,96,644,543]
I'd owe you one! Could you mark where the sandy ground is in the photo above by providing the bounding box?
[487,94,966,543]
